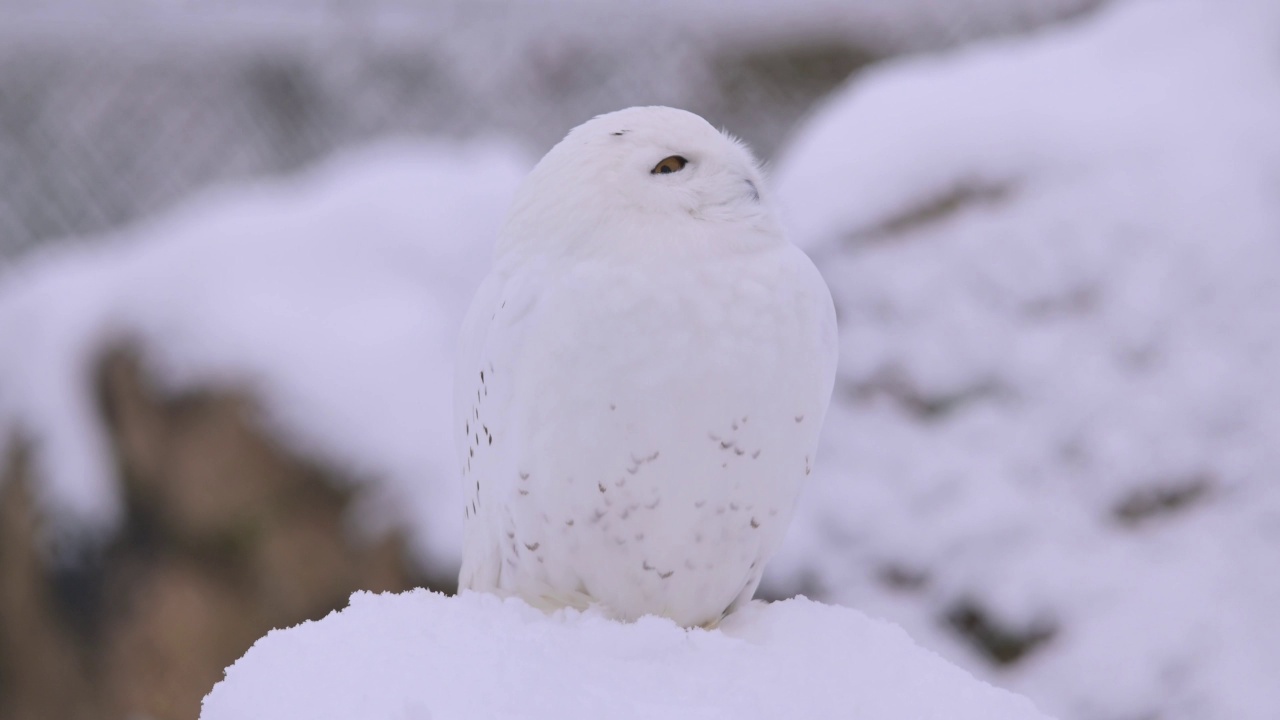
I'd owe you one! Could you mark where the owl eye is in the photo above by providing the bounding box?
[651,155,688,175]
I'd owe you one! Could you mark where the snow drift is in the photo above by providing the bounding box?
[200,590,1052,720]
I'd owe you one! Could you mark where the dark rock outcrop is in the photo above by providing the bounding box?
[0,348,422,720]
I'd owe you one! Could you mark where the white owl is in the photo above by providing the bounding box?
[454,106,837,628]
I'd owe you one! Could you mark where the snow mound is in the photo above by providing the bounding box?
[201,591,1052,720]
[0,138,531,567]
[769,1,1280,719]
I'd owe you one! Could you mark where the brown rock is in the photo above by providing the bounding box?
[0,347,427,720]
[0,440,99,720]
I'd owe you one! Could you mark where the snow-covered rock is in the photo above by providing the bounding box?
[201,591,1052,720]
[769,1,1280,718]
[0,138,531,568]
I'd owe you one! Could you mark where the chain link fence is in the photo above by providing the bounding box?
[0,0,1102,262]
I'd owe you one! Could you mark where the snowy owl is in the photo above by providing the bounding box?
[455,106,837,628]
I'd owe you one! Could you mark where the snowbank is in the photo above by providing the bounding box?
[770,1,1280,718]
[0,138,531,567]
[201,591,1052,720]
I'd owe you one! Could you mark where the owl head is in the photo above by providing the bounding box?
[498,106,782,259]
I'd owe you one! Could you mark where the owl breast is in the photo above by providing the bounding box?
[460,245,836,628]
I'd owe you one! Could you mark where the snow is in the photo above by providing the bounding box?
[0,138,531,566]
[769,0,1280,718]
[200,590,1052,720]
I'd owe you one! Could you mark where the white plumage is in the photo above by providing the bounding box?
[454,106,837,628]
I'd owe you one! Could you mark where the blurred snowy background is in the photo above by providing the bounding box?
[0,0,1101,261]
[1,0,1278,719]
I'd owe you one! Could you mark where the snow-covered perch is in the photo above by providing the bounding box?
[201,591,1052,720]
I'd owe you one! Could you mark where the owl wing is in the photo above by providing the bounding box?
[454,268,506,592]
[453,259,544,593]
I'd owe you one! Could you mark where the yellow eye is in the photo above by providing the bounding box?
[651,155,688,175]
